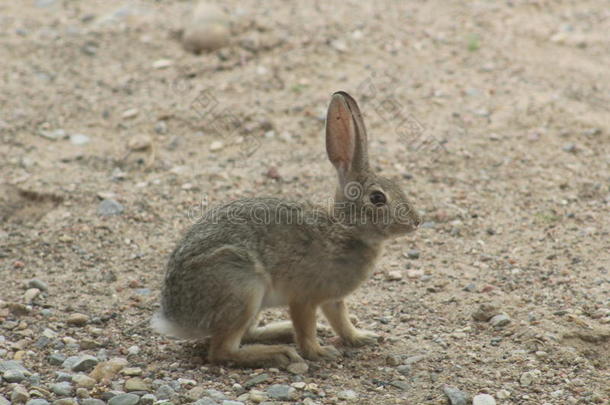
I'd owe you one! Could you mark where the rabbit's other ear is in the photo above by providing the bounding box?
[325,91,369,185]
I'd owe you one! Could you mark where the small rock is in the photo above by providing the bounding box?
[489,313,511,328]
[70,134,90,146]
[121,367,142,376]
[89,358,128,381]
[182,2,230,53]
[50,382,73,396]
[3,369,25,383]
[152,59,173,69]
[156,384,176,400]
[222,401,243,405]
[52,400,78,405]
[210,141,224,152]
[122,109,139,119]
[562,143,577,153]
[389,381,409,390]
[55,372,72,382]
[385,270,403,281]
[127,345,140,356]
[98,199,124,216]
[443,385,469,405]
[67,313,89,326]
[24,288,40,302]
[248,389,267,403]
[71,355,98,372]
[125,377,148,392]
[72,374,96,388]
[406,269,424,278]
[337,390,358,401]
[108,393,140,405]
[0,395,9,405]
[472,303,499,322]
[154,121,168,134]
[27,279,49,291]
[193,398,219,405]
[406,249,420,259]
[11,384,30,403]
[385,354,401,366]
[266,384,296,401]
[244,373,269,388]
[396,364,411,376]
[25,400,49,405]
[0,360,30,374]
[138,394,156,405]
[187,386,205,400]
[472,394,496,405]
[520,370,541,387]
[287,362,308,375]
[496,389,510,399]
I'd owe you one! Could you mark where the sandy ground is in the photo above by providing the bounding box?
[1,0,609,404]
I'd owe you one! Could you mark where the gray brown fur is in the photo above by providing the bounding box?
[152,92,420,367]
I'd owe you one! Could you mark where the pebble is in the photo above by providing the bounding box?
[71,355,98,372]
[125,377,148,392]
[244,373,269,388]
[187,386,205,400]
[385,354,401,366]
[385,270,403,281]
[248,389,267,403]
[26,400,49,405]
[108,393,140,405]
[156,384,176,400]
[98,199,124,216]
[52,400,78,405]
[154,121,168,134]
[520,370,541,386]
[3,369,26,383]
[126,345,140,356]
[287,362,308,374]
[138,394,156,405]
[443,385,469,405]
[337,390,358,401]
[390,381,409,390]
[28,279,49,291]
[0,396,8,405]
[396,364,411,376]
[122,109,139,119]
[70,134,90,146]
[72,374,96,388]
[210,141,224,151]
[406,249,420,259]
[266,384,297,401]
[472,303,499,322]
[0,360,30,374]
[121,367,142,376]
[55,372,72,382]
[152,59,173,70]
[222,401,244,405]
[80,400,105,405]
[193,399,219,405]
[562,143,577,153]
[24,288,40,302]
[472,394,496,405]
[50,382,73,396]
[67,313,89,326]
[496,390,511,399]
[11,385,30,403]
[489,313,511,328]
[182,2,230,53]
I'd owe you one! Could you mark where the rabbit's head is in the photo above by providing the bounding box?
[326,91,420,240]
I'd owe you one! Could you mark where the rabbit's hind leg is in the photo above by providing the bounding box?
[243,320,295,343]
[209,305,303,367]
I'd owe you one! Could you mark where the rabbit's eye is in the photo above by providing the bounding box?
[370,191,387,206]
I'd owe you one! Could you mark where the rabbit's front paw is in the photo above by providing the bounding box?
[302,344,341,361]
[343,329,380,347]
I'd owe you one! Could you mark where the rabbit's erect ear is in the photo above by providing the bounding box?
[325,91,369,184]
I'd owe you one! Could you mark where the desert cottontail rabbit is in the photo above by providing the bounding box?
[152,91,420,367]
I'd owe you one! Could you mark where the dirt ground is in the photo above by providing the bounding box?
[1,0,609,404]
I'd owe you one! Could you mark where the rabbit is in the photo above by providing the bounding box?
[151,91,421,367]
